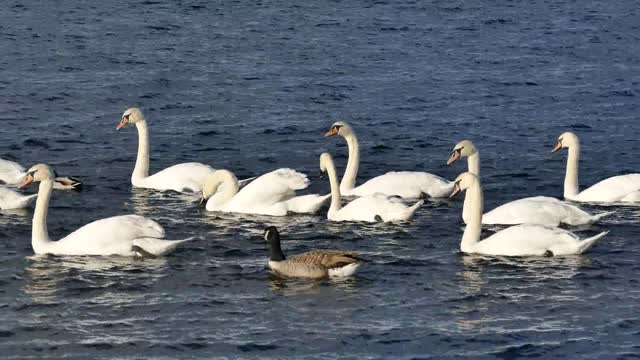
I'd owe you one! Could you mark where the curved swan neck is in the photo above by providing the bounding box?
[564,144,580,198]
[32,180,54,253]
[133,120,150,183]
[204,171,239,206]
[340,132,360,193]
[468,152,480,176]
[461,180,483,253]
[325,158,343,215]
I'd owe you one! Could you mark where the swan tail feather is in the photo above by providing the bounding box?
[238,176,257,188]
[577,231,609,254]
[133,236,193,256]
[587,211,615,224]
[383,200,424,222]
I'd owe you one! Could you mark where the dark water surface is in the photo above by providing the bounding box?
[2,0,640,358]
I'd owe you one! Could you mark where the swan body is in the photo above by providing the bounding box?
[117,108,218,193]
[451,172,608,256]
[0,158,81,190]
[325,121,453,198]
[553,132,640,202]
[448,139,612,226]
[320,152,423,223]
[265,227,363,278]
[202,168,329,216]
[21,164,188,256]
[0,187,37,210]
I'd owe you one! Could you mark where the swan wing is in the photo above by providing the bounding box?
[574,174,640,202]
[140,162,215,193]
[333,195,422,222]
[284,194,330,214]
[0,158,26,185]
[474,224,589,256]
[351,171,453,198]
[482,196,593,226]
[0,187,36,209]
[228,168,310,208]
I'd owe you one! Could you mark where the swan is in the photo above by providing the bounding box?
[325,121,453,198]
[552,132,640,202]
[265,226,364,278]
[19,164,188,256]
[450,172,608,256]
[320,152,423,222]
[0,186,37,210]
[116,107,218,193]
[201,168,330,216]
[0,157,81,190]
[448,139,612,226]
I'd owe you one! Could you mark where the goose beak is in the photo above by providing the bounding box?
[116,117,129,130]
[447,150,461,165]
[18,174,34,189]
[324,127,338,137]
[551,141,562,153]
[450,183,461,198]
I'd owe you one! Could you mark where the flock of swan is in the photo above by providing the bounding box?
[2,107,638,278]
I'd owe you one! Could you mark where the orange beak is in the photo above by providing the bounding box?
[447,150,461,165]
[18,174,34,189]
[324,127,338,137]
[551,141,562,153]
[450,183,461,198]
[116,117,129,130]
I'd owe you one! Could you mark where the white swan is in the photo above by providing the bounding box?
[451,172,608,256]
[552,132,640,202]
[0,157,81,190]
[320,152,423,222]
[117,108,218,193]
[448,139,611,226]
[0,186,37,210]
[201,168,329,216]
[20,164,188,256]
[325,121,453,198]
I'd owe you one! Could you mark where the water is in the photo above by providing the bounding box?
[1,0,640,358]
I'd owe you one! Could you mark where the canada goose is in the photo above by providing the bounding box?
[264,226,364,278]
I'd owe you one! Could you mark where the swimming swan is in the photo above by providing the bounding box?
[325,121,453,198]
[20,164,188,256]
[320,152,423,222]
[448,139,611,226]
[0,157,81,190]
[552,132,640,202]
[201,168,329,216]
[450,172,608,256]
[265,226,364,278]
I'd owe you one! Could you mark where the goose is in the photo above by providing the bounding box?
[1,157,81,190]
[0,186,37,210]
[324,121,453,198]
[117,107,222,193]
[201,168,329,216]
[265,226,364,278]
[320,152,423,222]
[450,172,608,256]
[19,164,188,256]
[448,139,612,226]
[552,132,640,202]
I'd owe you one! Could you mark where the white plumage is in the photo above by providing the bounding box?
[0,187,37,210]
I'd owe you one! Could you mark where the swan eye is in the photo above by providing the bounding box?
[124,114,131,120]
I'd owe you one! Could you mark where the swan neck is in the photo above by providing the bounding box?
[204,171,239,208]
[461,181,483,253]
[325,158,343,215]
[133,120,150,183]
[564,144,580,198]
[340,132,360,193]
[468,152,480,176]
[32,180,53,252]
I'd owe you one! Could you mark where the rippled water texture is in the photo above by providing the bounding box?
[2,0,640,358]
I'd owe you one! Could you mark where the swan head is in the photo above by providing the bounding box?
[18,164,57,188]
[325,121,353,137]
[447,140,477,165]
[551,132,579,153]
[319,152,334,173]
[450,172,479,198]
[117,108,145,130]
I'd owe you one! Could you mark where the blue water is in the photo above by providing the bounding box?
[2,0,640,358]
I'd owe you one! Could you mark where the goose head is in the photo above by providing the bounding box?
[447,139,477,165]
[18,164,56,188]
[264,226,280,243]
[264,226,285,261]
[324,121,353,137]
[551,132,579,153]
[116,108,145,130]
[449,172,479,198]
